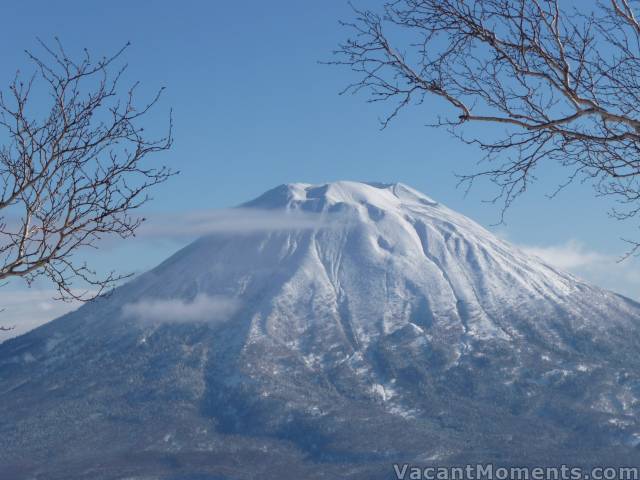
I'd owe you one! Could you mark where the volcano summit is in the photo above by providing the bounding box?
[1,181,640,479]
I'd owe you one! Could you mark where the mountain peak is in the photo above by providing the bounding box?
[3,180,640,474]
[242,180,439,211]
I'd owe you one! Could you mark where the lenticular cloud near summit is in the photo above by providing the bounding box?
[138,207,332,240]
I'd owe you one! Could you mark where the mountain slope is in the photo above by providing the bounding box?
[1,181,640,479]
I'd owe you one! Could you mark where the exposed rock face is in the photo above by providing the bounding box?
[1,181,639,479]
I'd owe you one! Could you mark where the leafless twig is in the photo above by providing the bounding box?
[0,39,173,330]
[332,0,640,253]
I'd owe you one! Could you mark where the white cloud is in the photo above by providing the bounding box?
[137,208,334,241]
[521,240,609,270]
[519,240,640,301]
[0,289,83,342]
[121,293,240,324]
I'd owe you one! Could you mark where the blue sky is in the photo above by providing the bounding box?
[1,0,639,336]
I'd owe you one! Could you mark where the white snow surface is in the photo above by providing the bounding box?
[120,181,637,359]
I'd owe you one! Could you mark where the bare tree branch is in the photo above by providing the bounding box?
[331,0,640,253]
[0,39,173,331]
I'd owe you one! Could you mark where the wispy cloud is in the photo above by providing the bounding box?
[519,240,640,301]
[137,208,334,241]
[521,240,610,270]
[0,289,83,341]
[121,293,240,324]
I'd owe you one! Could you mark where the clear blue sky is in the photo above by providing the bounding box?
[1,1,638,335]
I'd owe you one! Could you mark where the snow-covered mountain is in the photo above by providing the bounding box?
[1,181,640,479]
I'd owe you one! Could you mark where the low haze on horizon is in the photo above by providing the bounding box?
[1,0,639,338]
